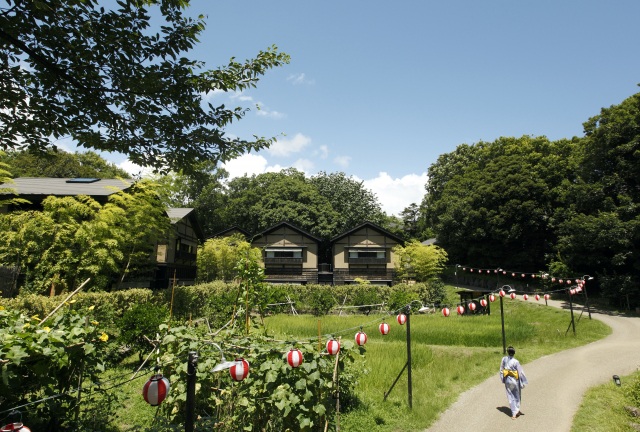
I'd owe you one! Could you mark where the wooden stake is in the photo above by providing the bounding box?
[39,278,90,326]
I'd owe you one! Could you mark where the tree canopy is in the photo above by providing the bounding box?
[0,0,289,173]
[1,149,131,178]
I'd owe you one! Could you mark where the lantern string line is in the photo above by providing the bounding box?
[0,355,180,417]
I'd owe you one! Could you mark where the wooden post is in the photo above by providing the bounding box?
[185,351,198,432]
[406,310,413,409]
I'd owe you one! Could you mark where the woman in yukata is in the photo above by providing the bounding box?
[499,346,528,419]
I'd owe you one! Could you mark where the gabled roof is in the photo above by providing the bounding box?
[252,221,321,243]
[166,207,205,241]
[330,221,405,244]
[209,226,251,240]
[0,177,133,197]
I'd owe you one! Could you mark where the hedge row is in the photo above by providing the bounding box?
[0,280,447,329]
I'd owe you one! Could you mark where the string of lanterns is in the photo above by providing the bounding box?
[458,266,588,286]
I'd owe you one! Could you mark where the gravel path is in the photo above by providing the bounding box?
[425,300,640,432]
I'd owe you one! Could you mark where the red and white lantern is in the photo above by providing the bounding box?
[511,273,516,277]
[535,294,540,301]
[143,373,171,406]
[552,277,556,283]
[480,299,487,307]
[379,322,390,335]
[287,349,304,368]
[566,280,572,285]
[576,286,582,293]
[468,302,477,311]
[326,339,340,355]
[457,305,465,315]
[544,294,550,301]
[442,307,450,317]
[397,313,407,325]
[570,288,576,295]
[355,331,368,346]
[510,292,516,300]
[0,424,31,432]
[523,294,529,301]
[230,358,250,381]
[489,294,496,302]
[521,274,526,278]
[499,290,506,298]
[559,279,563,284]
[575,279,581,284]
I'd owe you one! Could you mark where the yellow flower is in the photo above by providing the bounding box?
[43,327,51,332]
[99,333,109,342]
[31,315,40,321]
[68,299,76,304]
[22,323,30,329]
[91,320,99,326]
[88,305,95,311]
[0,305,5,311]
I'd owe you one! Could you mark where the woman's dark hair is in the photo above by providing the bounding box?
[507,346,516,355]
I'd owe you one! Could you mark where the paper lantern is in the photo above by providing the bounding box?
[521,274,526,278]
[576,286,582,293]
[143,373,171,406]
[0,424,31,432]
[480,299,487,307]
[355,331,368,346]
[566,280,572,285]
[535,294,540,301]
[489,294,496,302]
[531,274,536,278]
[559,279,563,284]
[468,302,477,311]
[494,269,498,273]
[499,290,506,297]
[523,294,529,301]
[511,273,516,277]
[287,349,304,368]
[230,358,250,381]
[326,339,340,355]
[510,293,516,300]
[544,294,550,301]
[470,268,474,272]
[397,313,407,325]
[379,322,390,335]
[575,279,581,284]
[442,307,450,317]
[570,288,576,295]
[456,305,465,315]
[552,277,556,282]
[502,271,507,275]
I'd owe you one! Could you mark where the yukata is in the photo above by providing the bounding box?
[499,355,528,418]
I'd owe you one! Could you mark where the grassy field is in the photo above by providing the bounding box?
[262,299,610,431]
[110,291,611,431]
[571,370,640,432]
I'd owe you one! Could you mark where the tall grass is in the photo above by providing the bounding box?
[263,299,610,431]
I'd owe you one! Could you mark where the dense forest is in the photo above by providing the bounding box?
[1,91,639,307]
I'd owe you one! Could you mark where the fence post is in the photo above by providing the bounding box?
[185,351,198,432]
[406,309,413,409]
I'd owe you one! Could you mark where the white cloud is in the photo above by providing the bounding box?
[314,145,329,159]
[222,153,285,179]
[255,104,285,119]
[268,133,311,157]
[292,158,315,173]
[201,89,225,104]
[118,160,155,178]
[333,155,351,168]
[362,172,428,216]
[287,73,315,85]
[230,91,253,102]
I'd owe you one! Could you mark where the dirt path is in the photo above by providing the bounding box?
[425,300,640,432]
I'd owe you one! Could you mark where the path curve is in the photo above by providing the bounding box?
[426,300,640,432]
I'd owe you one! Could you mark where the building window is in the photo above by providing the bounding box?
[348,250,385,259]
[265,248,302,259]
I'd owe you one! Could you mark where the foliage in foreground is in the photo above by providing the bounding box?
[0,305,115,431]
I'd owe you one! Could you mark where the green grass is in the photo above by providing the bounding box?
[104,288,611,431]
[263,299,610,431]
[572,371,640,432]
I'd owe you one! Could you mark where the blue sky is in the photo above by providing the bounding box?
[111,1,640,215]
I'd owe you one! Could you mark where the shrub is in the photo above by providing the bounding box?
[625,373,640,407]
[118,303,169,361]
